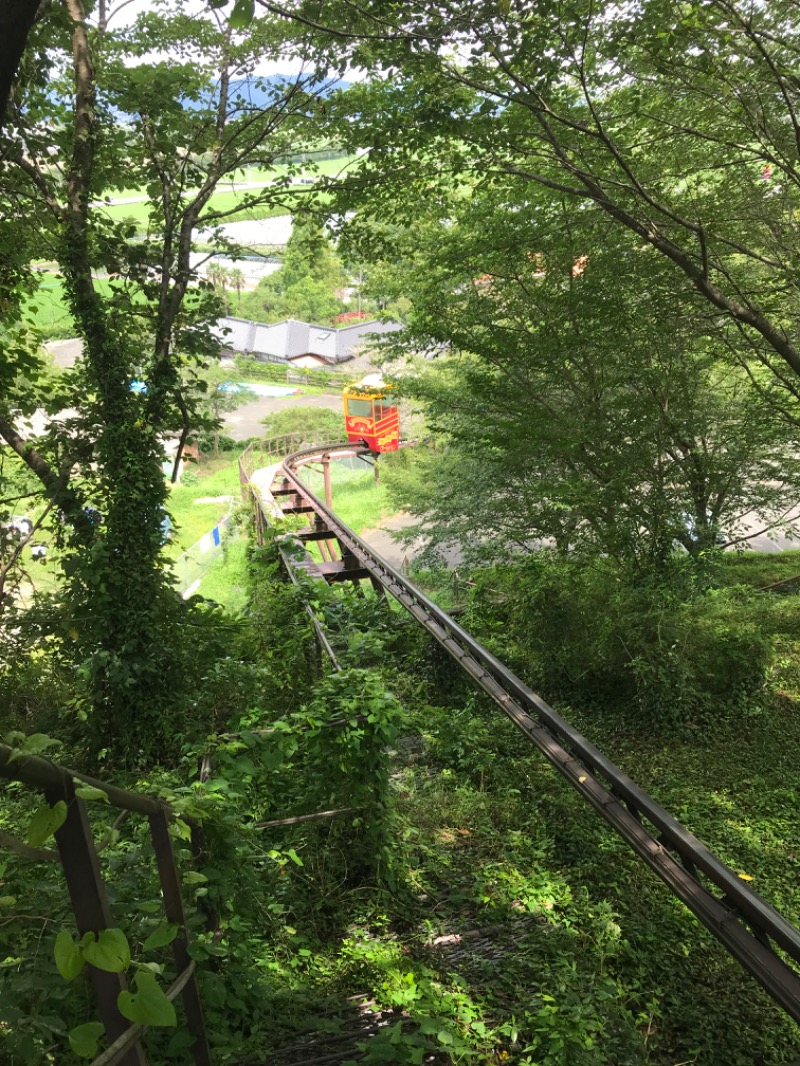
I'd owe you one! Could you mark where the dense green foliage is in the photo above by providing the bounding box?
[7,533,800,1063]
[350,184,800,581]
[3,0,800,1062]
[0,0,347,764]
[260,404,343,442]
[308,0,800,395]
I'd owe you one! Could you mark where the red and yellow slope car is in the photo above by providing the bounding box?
[343,377,400,453]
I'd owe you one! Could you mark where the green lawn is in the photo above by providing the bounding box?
[297,459,393,571]
[99,156,358,203]
[721,548,800,589]
[97,157,355,227]
[166,457,242,558]
[24,276,140,336]
[99,189,298,227]
[197,532,249,612]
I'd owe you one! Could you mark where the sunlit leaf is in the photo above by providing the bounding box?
[118,972,176,1027]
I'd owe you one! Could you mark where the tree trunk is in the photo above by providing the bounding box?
[0,0,44,119]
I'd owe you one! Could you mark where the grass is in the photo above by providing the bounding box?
[298,457,392,537]
[6,479,800,1063]
[197,532,249,612]
[24,154,358,339]
[165,455,253,612]
[721,548,800,589]
[165,456,242,558]
[98,156,358,204]
[97,160,351,228]
[23,277,112,335]
[23,276,147,337]
[11,455,243,605]
[99,190,296,227]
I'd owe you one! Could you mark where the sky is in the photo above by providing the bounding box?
[98,0,363,80]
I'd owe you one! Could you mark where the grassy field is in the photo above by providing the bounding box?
[24,276,144,336]
[197,532,249,613]
[165,456,242,558]
[100,156,359,202]
[24,277,101,335]
[299,456,391,536]
[24,155,357,338]
[97,155,355,227]
[722,547,800,589]
[99,190,297,227]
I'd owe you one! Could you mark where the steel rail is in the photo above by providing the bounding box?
[268,441,800,1025]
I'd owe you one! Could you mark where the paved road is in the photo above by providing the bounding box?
[45,336,345,440]
[45,337,82,368]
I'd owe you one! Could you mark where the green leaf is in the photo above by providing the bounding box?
[68,1021,105,1058]
[74,784,110,803]
[0,896,16,908]
[27,801,67,846]
[82,929,131,973]
[229,0,255,29]
[55,930,85,981]
[182,871,207,884]
[143,923,179,952]
[11,734,58,760]
[171,819,192,842]
[118,971,177,1027]
[135,901,161,914]
[286,848,303,867]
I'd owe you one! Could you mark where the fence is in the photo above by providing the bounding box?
[0,744,211,1066]
[286,370,346,387]
[172,510,233,599]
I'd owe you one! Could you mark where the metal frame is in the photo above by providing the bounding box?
[0,745,212,1066]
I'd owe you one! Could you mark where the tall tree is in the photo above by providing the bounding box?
[0,0,44,117]
[249,0,800,408]
[242,213,347,322]
[366,184,800,574]
[0,0,335,764]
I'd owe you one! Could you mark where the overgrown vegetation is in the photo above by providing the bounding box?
[4,515,800,1063]
[4,0,800,1061]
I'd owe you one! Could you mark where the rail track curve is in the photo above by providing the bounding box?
[240,438,800,1027]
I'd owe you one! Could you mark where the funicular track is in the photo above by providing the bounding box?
[242,439,800,1029]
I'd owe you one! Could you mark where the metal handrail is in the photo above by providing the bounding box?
[0,749,211,1065]
[262,441,800,1025]
[0,744,166,815]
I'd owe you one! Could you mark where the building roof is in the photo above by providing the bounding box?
[214,316,402,364]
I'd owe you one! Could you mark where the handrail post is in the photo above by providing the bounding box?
[45,781,147,1066]
[149,809,212,1066]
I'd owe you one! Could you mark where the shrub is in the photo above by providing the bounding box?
[260,405,344,443]
[195,432,237,453]
[466,554,770,728]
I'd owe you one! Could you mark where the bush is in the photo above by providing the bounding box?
[232,356,290,383]
[466,555,770,728]
[195,431,237,453]
[260,405,345,443]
